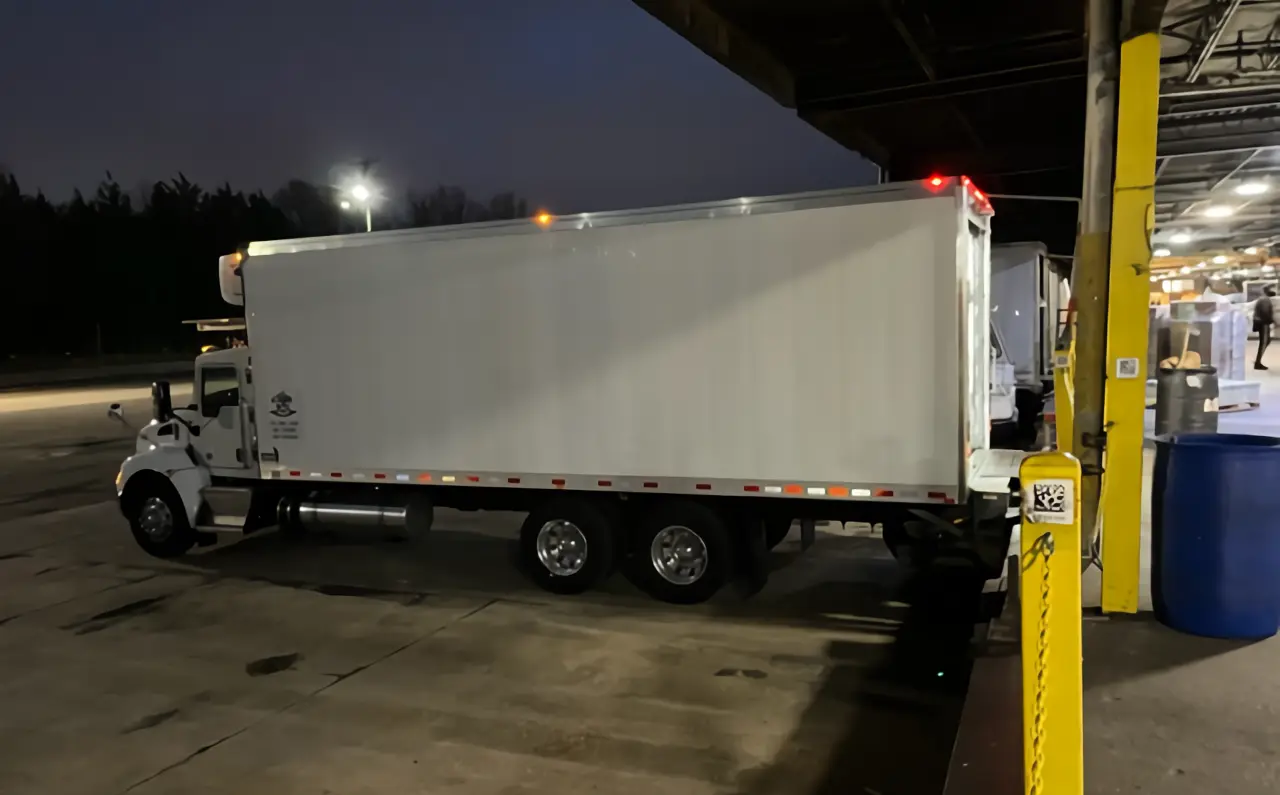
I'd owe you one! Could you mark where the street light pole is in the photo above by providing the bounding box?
[350,183,373,232]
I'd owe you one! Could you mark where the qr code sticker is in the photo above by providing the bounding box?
[1115,357,1139,379]
[1033,483,1066,513]
[1027,478,1074,524]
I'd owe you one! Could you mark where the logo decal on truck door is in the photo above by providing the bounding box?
[269,391,297,418]
[268,391,300,442]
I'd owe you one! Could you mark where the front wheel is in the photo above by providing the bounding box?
[126,483,196,558]
[630,501,733,604]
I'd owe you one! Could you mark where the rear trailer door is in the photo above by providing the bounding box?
[959,193,993,485]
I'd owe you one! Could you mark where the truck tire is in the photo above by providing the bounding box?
[630,501,733,604]
[124,478,196,558]
[520,498,618,595]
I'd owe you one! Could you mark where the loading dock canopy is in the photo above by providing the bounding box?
[635,1,1172,253]
[1158,0,1280,251]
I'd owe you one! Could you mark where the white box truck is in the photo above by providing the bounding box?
[111,178,1021,603]
[990,242,1068,445]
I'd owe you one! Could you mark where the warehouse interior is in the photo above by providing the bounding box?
[634,1,1280,792]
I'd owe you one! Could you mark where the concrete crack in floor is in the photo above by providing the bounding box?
[115,597,499,794]
[0,572,159,630]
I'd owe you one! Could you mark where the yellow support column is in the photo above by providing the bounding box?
[1099,32,1161,614]
[1020,452,1083,795]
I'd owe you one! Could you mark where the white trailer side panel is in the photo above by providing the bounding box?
[245,194,969,491]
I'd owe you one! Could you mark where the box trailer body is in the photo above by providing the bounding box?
[990,243,1068,447]
[112,179,1018,603]
[991,242,1066,393]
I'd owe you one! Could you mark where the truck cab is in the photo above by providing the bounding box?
[112,345,260,558]
[190,346,256,476]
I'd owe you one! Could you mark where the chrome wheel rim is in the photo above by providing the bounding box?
[139,497,175,541]
[536,520,588,577]
[650,525,708,585]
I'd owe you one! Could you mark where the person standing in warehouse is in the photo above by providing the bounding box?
[1255,285,1276,371]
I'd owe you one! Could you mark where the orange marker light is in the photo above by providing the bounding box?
[534,211,554,228]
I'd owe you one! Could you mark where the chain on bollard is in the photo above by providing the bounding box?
[1018,452,1082,795]
[1022,530,1054,793]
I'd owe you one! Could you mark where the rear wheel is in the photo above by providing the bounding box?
[125,481,196,558]
[520,498,618,595]
[630,501,733,604]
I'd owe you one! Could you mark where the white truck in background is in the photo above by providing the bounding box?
[111,178,1021,604]
[990,242,1068,446]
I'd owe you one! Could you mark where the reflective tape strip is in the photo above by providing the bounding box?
[265,468,955,503]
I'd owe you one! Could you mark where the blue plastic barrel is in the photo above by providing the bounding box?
[1153,433,1280,639]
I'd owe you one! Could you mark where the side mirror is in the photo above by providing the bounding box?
[151,381,173,422]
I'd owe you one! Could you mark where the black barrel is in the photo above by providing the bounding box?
[1154,366,1219,436]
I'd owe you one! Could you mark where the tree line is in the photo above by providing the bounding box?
[0,172,529,359]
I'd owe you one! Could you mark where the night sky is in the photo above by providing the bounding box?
[1,0,872,213]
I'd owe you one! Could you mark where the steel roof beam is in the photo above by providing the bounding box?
[798,58,1085,113]
[1186,0,1246,82]
[1159,134,1280,157]
[1161,95,1280,118]
[1162,80,1280,97]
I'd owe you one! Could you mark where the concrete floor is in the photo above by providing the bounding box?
[1082,340,1280,793]
[0,380,987,795]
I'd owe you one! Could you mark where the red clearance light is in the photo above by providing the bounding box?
[959,175,994,215]
[923,175,949,192]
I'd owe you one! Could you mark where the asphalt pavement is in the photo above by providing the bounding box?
[0,380,192,521]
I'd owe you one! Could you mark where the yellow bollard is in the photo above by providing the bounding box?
[1019,451,1083,795]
